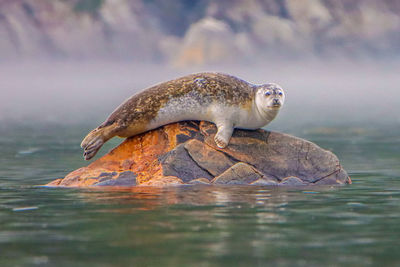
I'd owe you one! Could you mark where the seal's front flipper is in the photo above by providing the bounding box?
[214,122,233,148]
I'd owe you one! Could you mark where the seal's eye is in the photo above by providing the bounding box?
[278,92,283,96]
[265,92,271,96]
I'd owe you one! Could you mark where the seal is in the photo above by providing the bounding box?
[81,72,285,160]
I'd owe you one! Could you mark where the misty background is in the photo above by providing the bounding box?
[0,0,400,134]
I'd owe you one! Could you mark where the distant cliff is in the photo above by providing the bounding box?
[1,0,399,65]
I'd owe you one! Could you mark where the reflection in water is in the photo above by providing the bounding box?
[77,185,320,210]
[73,185,303,261]
[1,176,400,266]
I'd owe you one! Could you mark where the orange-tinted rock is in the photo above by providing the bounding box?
[140,176,184,186]
[47,121,351,187]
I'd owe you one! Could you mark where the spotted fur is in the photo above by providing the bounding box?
[81,72,285,160]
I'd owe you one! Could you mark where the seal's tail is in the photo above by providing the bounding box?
[80,123,118,160]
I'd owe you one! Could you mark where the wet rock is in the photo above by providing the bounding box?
[97,172,118,182]
[140,176,183,186]
[95,171,137,186]
[188,178,211,185]
[279,177,307,186]
[313,168,349,185]
[47,121,351,187]
[250,178,279,186]
[212,163,263,185]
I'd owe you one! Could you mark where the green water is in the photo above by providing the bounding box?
[1,123,400,266]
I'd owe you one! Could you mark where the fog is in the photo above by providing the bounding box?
[1,59,399,132]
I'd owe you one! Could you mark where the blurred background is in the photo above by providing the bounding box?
[2,0,400,62]
[2,2,400,266]
[0,0,399,129]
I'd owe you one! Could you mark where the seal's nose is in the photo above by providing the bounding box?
[273,99,280,105]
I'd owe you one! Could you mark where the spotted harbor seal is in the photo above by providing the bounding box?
[81,72,285,160]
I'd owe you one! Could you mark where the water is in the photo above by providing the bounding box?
[0,121,399,266]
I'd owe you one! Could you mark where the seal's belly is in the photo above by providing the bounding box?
[146,94,212,130]
[148,95,268,131]
[207,102,269,129]
[233,108,268,129]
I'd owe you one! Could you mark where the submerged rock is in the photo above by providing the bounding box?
[46,121,351,187]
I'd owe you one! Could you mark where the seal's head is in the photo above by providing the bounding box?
[255,83,285,113]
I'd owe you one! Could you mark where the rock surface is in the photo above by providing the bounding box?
[47,121,351,187]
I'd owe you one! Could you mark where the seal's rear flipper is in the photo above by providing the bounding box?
[83,138,104,160]
[80,124,118,160]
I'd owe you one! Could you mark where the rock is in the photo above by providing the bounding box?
[188,178,211,185]
[200,121,347,184]
[159,143,213,183]
[47,121,351,187]
[279,177,307,186]
[250,179,278,186]
[184,139,233,177]
[251,14,307,57]
[212,163,264,185]
[172,17,239,67]
[95,171,137,186]
[140,176,183,186]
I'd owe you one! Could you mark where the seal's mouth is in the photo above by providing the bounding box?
[271,98,282,108]
[270,103,281,109]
